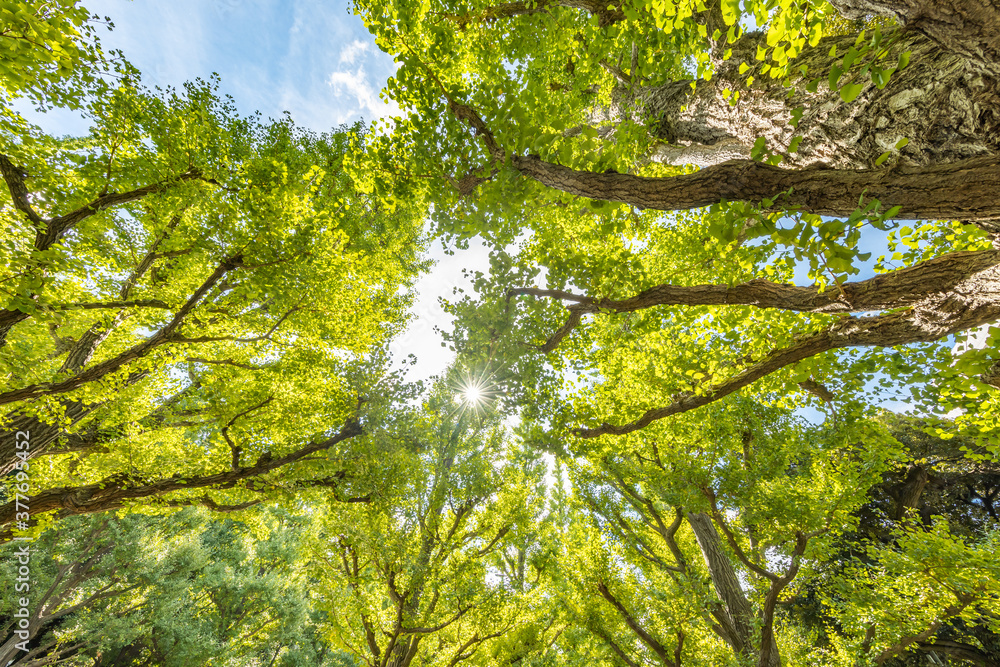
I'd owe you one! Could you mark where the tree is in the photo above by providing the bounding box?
[529,402,998,667]
[311,380,552,667]
[353,0,1000,446]
[0,71,426,531]
[0,507,348,666]
[344,4,1000,661]
[5,2,1000,666]
[788,415,1000,666]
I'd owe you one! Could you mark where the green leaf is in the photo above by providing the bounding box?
[840,82,864,103]
[789,107,804,128]
[828,65,843,89]
[842,46,861,69]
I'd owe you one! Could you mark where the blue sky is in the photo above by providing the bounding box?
[86,0,401,132]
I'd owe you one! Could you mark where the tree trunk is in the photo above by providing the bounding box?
[889,465,930,520]
[830,0,1000,77]
[0,367,149,477]
[0,404,95,476]
[615,30,1000,170]
[687,512,780,666]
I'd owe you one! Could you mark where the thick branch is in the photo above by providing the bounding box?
[890,465,930,520]
[513,249,1000,352]
[523,248,999,316]
[576,261,1000,437]
[757,532,808,667]
[0,418,362,527]
[440,0,624,27]
[596,582,672,664]
[875,595,977,664]
[914,639,994,665]
[43,299,172,311]
[35,170,202,252]
[511,154,1000,221]
[0,154,43,224]
[705,491,778,583]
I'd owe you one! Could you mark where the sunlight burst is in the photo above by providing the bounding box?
[460,381,485,406]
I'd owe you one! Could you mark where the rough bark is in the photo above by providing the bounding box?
[513,248,1000,351]
[0,403,97,477]
[452,75,1000,219]
[612,30,1000,170]
[442,0,1000,210]
[889,465,930,520]
[830,0,1000,77]
[448,0,1000,171]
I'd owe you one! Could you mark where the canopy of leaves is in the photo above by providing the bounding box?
[3,1,1000,666]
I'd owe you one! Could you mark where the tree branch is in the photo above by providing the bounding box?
[0,255,243,406]
[0,417,363,528]
[705,489,778,582]
[43,298,172,311]
[757,532,808,667]
[510,153,1000,221]
[875,594,977,665]
[0,154,44,224]
[437,0,624,28]
[510,248,1000,341]
[221,396,274,470]
[596,581,672,664]
[171,305,300,345]
[35,169,203,252]
[576,260,1000,437]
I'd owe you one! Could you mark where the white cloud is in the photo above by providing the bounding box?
[328,67,402,123]
[328,68,378,108]
[338,39,371,65]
